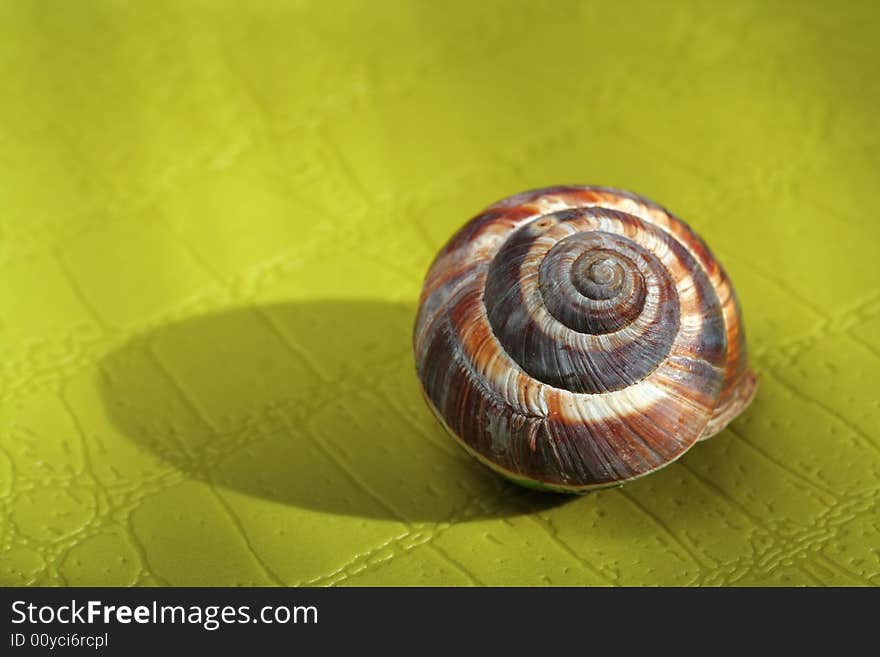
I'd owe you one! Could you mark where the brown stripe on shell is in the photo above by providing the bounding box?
[700,291,757,439]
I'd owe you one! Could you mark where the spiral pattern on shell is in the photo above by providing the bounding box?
[414,186,757,492]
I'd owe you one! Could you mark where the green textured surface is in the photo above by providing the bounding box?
[1,1,878,587]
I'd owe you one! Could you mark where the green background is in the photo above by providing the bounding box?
[1,0,878,586]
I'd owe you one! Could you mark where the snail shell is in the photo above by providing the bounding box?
[414,186,757,492]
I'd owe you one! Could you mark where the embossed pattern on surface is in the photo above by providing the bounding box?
[0,1,878,586]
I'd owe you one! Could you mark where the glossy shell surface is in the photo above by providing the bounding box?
[414,186,757,492]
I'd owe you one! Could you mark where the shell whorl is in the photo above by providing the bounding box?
[414,186,756,492]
